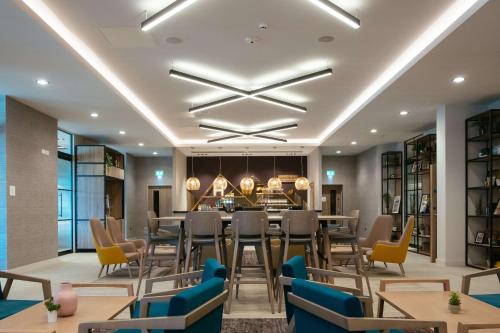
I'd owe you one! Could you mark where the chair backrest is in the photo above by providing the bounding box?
[185,211,223,237]
[202,258,227,282]
[398,216,415,248]
[345,209,360,235]
[231,211,269,237]
[90,219,113,248]
[147,210,158,234]
[282,256,309,322]
[291,278,364,333]
[106,217,126,244]
[362,215,393,248]
[167,277,225,333]
[281,210,319,236]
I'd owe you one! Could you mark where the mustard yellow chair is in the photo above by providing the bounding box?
[107,216,146,252]
[90,219,141,278]
[366,216,414,276]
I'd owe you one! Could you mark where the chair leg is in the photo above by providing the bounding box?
[127,264,132,278]
[399,263,406,276]
[235,244,244,299]
[274,238,286,296]
[310,238,320,271]
[184,238,193,275]
[384,262,388,268]
[226,239,240,314]
[214,239,222,263]
[97,265,105,278]
[261,238,275,314]
[106,265,110,276]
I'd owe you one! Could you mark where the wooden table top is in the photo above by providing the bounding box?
[156,214,355,221]
[0,296,136,333]
[377,291,500,333]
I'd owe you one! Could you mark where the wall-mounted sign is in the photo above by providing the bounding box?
[326,169,336,177]
[155,170,164,180]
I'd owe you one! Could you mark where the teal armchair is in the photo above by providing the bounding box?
[78,277,227,333]
[462,267,500,308]
[289,279,447,333]
[0,271,51,319]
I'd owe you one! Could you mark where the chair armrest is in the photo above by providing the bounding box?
[379,278,450,291]
[71,283,134,296]
[116,241,138,254]
[461,267,500,294]
[98,245,127,261]
[145,286,195,298]
[144,270,203,294]
[458,322,500,333]
[0,271,51,299]
[374,240,397,247]
[139,294,176,317]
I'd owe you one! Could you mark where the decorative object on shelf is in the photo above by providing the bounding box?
[484,176,491,188]
[494,199,500,215]
[213,157,228,196]
[105,153,114,167]
[478,148,489,158]
[411,161,418,173]
[448,292,461,314]
[55,283,78,317]
[474,232,485,244]
[240,155,254,195]
[421,159,429,171]
[45,297,60,323]
[492,144,500,156]
[392,195,401,214]
[295,156,309,190]
[419,194,429,214]
[267,156,282,191]
[186,156,201,191]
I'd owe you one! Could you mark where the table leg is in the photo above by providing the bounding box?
[377,299,385,318]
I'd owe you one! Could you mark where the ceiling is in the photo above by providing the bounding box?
[0,0,496,156]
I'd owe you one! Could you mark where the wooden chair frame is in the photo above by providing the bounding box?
[377,278,450,318]
[143,269,206,297]
[70,283,135,315]
[457,322,500,333]
[77,290,228,333]
[461,267,500,294]
[0,271,52,300]
[288,292,447,333]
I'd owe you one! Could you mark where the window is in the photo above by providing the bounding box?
[57,130,73,253]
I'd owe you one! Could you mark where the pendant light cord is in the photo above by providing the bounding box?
[219,156,222,175]
[300,156,304,177]
[191,156,195,177]
[246,155,249,176]
[273,156,276,177]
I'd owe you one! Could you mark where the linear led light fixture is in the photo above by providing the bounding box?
[200,123,298,143]
[307,0,360,29]
[170,68,332,113]
[141,0,199,31]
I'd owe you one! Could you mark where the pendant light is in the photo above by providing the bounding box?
[267,156,282,191]
[240,154,254,195]
[295,156,310,190]
[213,156,228,191]
[186,156,200,191]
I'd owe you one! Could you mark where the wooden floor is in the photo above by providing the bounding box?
[6,251,498,319]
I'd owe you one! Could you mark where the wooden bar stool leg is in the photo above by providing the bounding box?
[235,244,244,299]
[274,238,286,297]
[261,238,275,314]
[226,239,240,314]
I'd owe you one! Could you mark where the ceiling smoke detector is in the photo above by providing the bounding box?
[245,36,259,44]
[166,37,182,44]
[318,35,334,43]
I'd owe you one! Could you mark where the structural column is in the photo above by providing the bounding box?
[307,148,322,210]
[172,148,187,211]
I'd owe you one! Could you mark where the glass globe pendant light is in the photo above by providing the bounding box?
[267,156,282,191]
[213,156,228,191]
[295,155,310,190]
[240,154,254,195]
[186,156,200,191]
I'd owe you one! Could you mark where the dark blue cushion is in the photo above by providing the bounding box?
[201,258,227,282]
[472,294,500,308]
[0,300,40,319]
[282,256,308,323]
[292,279,363,333]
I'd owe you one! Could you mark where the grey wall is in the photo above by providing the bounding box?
[126,156,173,238]
[5,97,58,268]
[321,156,358,214]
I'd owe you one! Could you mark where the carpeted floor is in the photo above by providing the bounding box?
[222,318,287,333]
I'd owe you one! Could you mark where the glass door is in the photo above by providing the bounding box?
[57,130,73,254]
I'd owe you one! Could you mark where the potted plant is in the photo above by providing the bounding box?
[448,291,461,314]
[45,297,61,323]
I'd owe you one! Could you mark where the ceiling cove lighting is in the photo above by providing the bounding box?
[21,0,179,146]
[452,76,465,84]
[307,0,360,29]
[200,123,298,143]
[141,0,199,32]
[170,68,333,114]
[36,79,49,86]
[317,0,487,145]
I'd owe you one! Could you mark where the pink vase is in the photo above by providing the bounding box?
[55,283,78,317]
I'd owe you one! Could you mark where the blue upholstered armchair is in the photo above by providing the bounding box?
[279,255,373,325]
[0,271,51,319]
[78,277,227,333]
[462,267,500,308]
[289,279,447,333]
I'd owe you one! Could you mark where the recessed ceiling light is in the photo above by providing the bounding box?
[318,35,335,43]
[452,76,465,84]
[119,130,126,135]
[336,150,341,154]
[370,128,378,133]
[36,79,49,86]
[138,142,144,147]
[351,141,357,145]
[400,110,409,116]
[90,112,99,118]
[153,151,158,155]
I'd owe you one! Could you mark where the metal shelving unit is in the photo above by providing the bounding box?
[381,151,403,240]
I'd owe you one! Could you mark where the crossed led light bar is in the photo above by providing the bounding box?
[141,0,360,31]
[200,123,298,143]
[170,68,333,113]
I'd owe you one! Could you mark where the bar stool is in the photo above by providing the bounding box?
[146,210,179,255]
[227,211,275,314]
[328,210,363,273]
[184,211,227,274]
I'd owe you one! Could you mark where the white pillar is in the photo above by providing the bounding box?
[172,148,187,211]
[307,148,322,210]
[436,105,466,265]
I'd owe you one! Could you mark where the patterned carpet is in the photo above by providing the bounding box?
[222,318,287,333]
